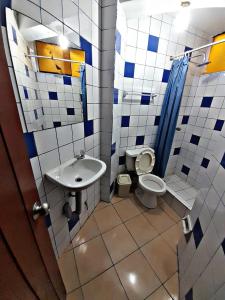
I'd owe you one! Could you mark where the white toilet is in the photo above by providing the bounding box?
[126,147,166,208]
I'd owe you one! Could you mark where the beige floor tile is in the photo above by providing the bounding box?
[125,214,158,247]
[111,195,125,204]
[72,216,100,247]
[74,236,112,285]
[93,205,121,233]
[129,194,147,213]
[66,288,83,300]
[58,250,80,293]
[114,198,141,222]
[161,222,183,252]
[158,198,181,223]
[94,201,111,211]
[141,236,177,283]
[143,207,175,234]
[82,267,127,300]
[146,286,173,300]
[102,224,138,263]
[115,250,161,300]
[164,272,179,300]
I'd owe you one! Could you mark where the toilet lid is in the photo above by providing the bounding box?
[135,149,155,175]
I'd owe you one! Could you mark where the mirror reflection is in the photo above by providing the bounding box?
[6,8,87,132]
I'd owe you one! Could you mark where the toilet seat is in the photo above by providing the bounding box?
[139,174,166,195]
[135,149,155,175]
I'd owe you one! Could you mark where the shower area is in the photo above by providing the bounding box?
[113,1,225,213]
[111,3,225,298]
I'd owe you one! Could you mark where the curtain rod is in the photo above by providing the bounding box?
[25,54,85,65]
[170,38,225,61]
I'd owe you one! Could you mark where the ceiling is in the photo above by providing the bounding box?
[120,0,225,36]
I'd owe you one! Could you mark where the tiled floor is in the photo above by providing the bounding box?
[164,174,198,210]
[58,193,182,300]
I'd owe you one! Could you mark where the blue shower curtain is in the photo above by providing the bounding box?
[154,56,189,177]
[80,64,88,121]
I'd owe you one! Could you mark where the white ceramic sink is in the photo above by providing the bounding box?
[45,155,106,190]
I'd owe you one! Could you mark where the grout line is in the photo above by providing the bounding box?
[63,194,181,297]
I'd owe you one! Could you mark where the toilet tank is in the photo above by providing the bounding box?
[125,147,155,171]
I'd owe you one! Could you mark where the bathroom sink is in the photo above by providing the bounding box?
[45,155,106,190]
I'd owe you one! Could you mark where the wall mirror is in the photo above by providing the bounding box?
[6,8,87,132]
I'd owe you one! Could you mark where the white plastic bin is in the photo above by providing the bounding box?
[117,174,131,197]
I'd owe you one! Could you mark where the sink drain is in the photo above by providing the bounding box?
[75,177,82,182]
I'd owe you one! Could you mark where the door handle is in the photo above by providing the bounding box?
[32,202,50,220]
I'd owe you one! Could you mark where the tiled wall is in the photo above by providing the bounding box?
[113,8,209,175]
[6,8,44,131]
[2,0,101,257]
[110,1,127,195]
[36,72,83,129]
[6,8,84,132]
[2,4,225,296]
[168,72,225,189]
[176,71,225,299]
[100,0,117,201]
[111,5,225,299]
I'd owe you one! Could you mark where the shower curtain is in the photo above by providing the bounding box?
[154,56,189,177]
[80,64,88,121]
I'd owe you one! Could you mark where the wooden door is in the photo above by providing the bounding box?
[0,28,66,299]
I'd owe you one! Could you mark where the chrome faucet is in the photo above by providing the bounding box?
[75,149,85,160]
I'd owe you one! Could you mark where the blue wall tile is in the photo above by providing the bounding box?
[35,89,38,99]
[185,46,193,52]
[141,93,151,105]
[124,62,135,78]
[201,158,210,168]
[185,288,193,300]
[23,86,28,99]
[181,165,190,175]
[24,132,37,159]
[193,218,203,248]
[48,91,58,100]
[115,30,121,54]
[221,153,225,169]
[162,69,170,83]
[201,96,213,108]
[12,25,17,44]
[121,116,130,127]
[53,121,61,128]
[67,108,75,115]
[190,134,200,145]
[114,88,118,104]
[147,35,159,52]
[80,36,92,65]
[182,115,189,124]
[84,120,93,137]
[119,155,125,165]
[1,0,11,27]
[214,119,224,131]
[34,109,38,120]
[136,135,144,145]
[111,142,116,156]
[173,147,181,155]
[154,116,160,126]
[63,76,72,85]
[25,65,29,77]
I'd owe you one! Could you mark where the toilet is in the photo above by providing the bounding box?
[126,147,166,208]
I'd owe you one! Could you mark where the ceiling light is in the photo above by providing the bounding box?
[58,34,69,49]
[174,1,191,33]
